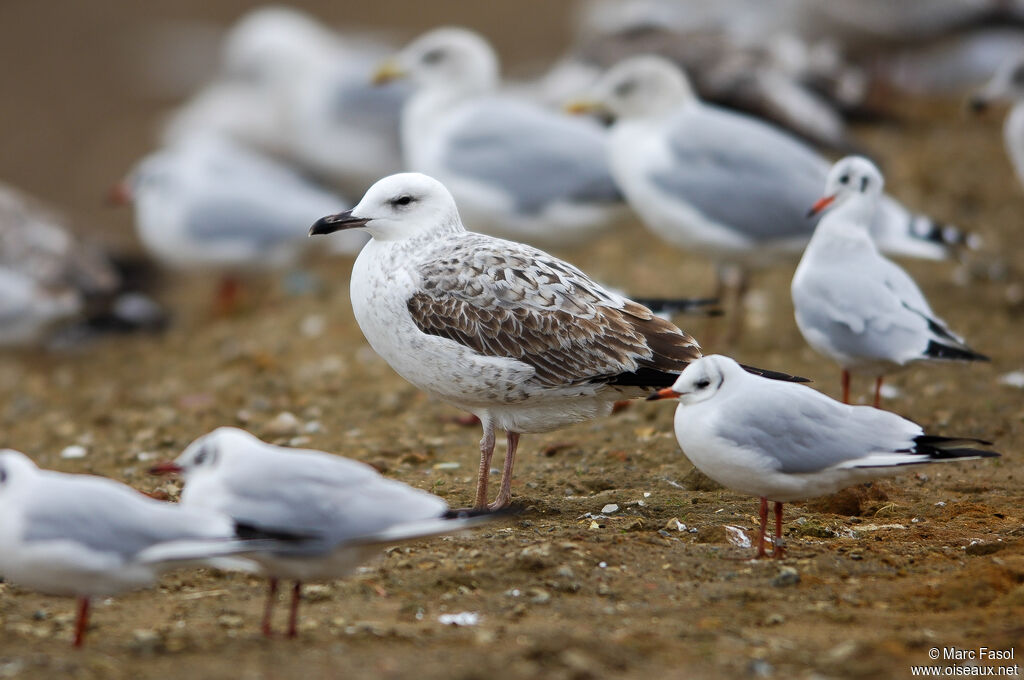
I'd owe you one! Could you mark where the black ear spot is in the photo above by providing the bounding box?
[0,467,6,484]
[1012,64,1024,85]
[860,176,869,191]
[614,80,637,98]
[422,48,445,65]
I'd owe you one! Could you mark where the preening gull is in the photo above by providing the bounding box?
[569,56,975,311]
[0,450,270,647]
[648,355,999,557]
[309,172,804,509]
[374,27,626,247]
[792,157,988,406]
[150,427,495,638]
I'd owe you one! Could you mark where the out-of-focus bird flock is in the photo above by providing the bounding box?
[0,0,1021,663]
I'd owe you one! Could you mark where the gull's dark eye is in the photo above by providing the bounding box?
[838,174,850,185]
[614,80,637,98]
[194,447,208,465]
[695,378,711,389]
[0,467,6,484]
[391,195,414,207]
[422,48,445,65]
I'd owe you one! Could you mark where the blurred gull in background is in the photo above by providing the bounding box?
[971,52,1024,189]
[116,135,359,310]
[375,27,626,248]
[792,157,988,406]
[570,56,976,329]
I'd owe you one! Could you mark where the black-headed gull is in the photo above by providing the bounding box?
[568,56,975,325]
[647,355,999,558]
[0,450,267,647]
[372,27,625,247]
[309,172,804,509]
[793,156,988,406]
[151,427,495,638]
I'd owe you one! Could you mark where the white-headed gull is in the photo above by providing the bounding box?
[569,56,975,315]
[150,427,495,638]
[647,355,999,558]
[116,136,358,310]
[372,27,626,247]
[309,172,804,509]
[793,156,988,406]
[971,52,1024,189]
[0,450,268,647]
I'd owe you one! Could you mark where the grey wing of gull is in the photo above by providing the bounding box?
[23,474,223,560]
[650,104,828,242]
[219,451,448,551]
[442,99,622,214]
[328,75,408,134]
[718,383,920,474]
[185,197,317,248]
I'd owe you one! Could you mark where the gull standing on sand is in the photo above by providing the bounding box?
[373,27,625,247]
[648,355,999,558]
[0,450,269,647]
[151,427,494,638]
[792,157,988,406]
[569,56,974,317]
[971,52,1024,190]
[309,172,802,509]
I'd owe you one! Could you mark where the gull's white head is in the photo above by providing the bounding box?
[221,6,337,85]
[807,156,884,219]
[0,450,39,493]
[572,56,696,121]
[652,355,741,406]
[154,427,262,481]
[310,173,462,242]
[971,52,1024,111]
[373,27,498,94]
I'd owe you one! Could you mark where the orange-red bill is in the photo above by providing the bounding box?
[148,461,183,475]
[806,194,835,218]
[646,387,681,401]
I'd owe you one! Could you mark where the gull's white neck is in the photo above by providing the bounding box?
[807,193,879,253]
[1004,103,1024,186]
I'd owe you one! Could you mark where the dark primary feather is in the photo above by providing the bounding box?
[923,341,990,362]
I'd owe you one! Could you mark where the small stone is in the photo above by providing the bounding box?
[217,614,244,629]
[965,541,1005,556]
[433,462,461,471]
[303,584,334,602]
[526,588,551,604]
[764,613,785,626]
[438,612,479,626]
[60,445,87,459]
[601,503,619,514]
[264,411,301,437]
[663,517,687,532]
[771,566,800,587]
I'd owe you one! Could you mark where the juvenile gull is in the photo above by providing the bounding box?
[0,450,269,647]
[648,355,999,558]
[374,27,626,247]
[569,57,975,318]
[150,427,494,638]
[793,157,988,406]
[309,172,803,509]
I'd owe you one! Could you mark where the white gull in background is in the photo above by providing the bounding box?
[570,57,975,317]
[118,136,360,308]
[151,427,494,638]
[792,157,988,406]
[648,355,999,558]
[971,52,1024,189]
[373,27,626,247]
[0,450,270,647]
[162,7,407,195]
[309,172,804,509]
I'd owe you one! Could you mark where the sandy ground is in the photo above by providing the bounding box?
[1,3,1024,679]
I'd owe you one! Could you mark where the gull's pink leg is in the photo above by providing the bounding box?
[287,582,301,639]
[756,497,769,558]
[73,597,90,648]
[474,419,496,509]
[873,377,883,408]
[841,370,851,404]
[773,501,786,559]
[262,577,278,637]
[489,432,520,510]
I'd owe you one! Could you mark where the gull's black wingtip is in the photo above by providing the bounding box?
[739,363,811,383]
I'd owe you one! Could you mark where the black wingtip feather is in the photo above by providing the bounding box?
[739,364,811,383]
[913,435,1000,460]
[234,521,320,543]
[924,341,990,362]
[632,297,724,318]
